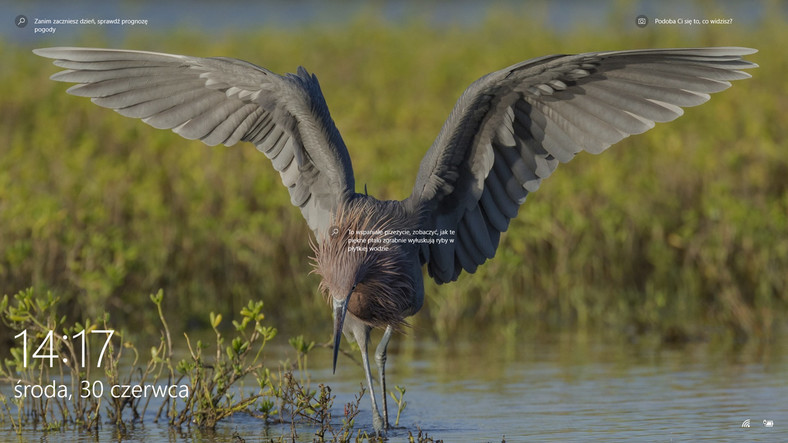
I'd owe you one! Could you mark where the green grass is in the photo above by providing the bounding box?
[1,9,786,345]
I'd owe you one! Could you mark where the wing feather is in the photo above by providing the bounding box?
[407,47,757,283]
[35,47,355,235]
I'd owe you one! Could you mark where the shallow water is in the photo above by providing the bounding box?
[3,333,786,441]
[318,334,787,441]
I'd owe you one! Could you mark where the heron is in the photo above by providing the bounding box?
[35,46,757,433]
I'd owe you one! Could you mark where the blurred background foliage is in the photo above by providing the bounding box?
[0,6,785,347]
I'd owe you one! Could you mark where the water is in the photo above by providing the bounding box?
[320,335,787,441]
[4,333,784,441]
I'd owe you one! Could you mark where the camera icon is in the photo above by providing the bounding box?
[636,15,648,28]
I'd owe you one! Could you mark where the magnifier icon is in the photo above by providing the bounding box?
[16,15,28,28]
[329,226,339,237]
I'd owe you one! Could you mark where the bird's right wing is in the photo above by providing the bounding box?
[406,47,757,283]
[34,47,356,236]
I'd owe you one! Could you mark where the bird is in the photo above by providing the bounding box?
[35,45,757,434]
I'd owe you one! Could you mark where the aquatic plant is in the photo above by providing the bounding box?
[0,288,409,440]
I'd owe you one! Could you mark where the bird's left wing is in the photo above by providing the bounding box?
[34,47,355,235]
[406,47,757,283]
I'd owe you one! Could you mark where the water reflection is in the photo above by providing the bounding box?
[317,333,786,441]
[3,333,785,441]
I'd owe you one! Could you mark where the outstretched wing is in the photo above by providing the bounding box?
[407,47,757,283]
[34,47,355,235]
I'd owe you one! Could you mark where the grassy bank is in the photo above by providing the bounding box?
[1,10,786,345]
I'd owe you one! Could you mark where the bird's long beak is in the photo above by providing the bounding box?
[332,292,351,374]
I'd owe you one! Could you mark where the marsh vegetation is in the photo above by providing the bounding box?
[0,5,785,440]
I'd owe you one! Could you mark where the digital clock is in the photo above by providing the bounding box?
[13,329,115,368]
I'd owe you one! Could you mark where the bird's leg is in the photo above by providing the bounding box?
[375,325,393,429]
[355,325,384,434]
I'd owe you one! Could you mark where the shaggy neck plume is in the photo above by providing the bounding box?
[312,198,418,330]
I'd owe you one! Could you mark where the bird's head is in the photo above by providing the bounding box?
[310,198,417,373]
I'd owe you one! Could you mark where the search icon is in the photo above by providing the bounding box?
[329,226,340,237]
[16,15,28,28]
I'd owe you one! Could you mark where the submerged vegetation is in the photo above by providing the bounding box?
[0,287,408,441]
[0,8,786,351]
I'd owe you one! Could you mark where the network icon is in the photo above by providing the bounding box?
[741,418,775,428]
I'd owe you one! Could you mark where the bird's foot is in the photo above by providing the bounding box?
[373,412,386,436]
